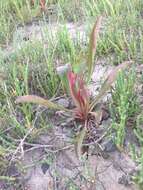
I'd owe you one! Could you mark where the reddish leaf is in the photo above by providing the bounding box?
[87,16,102,80]
[40,0,46,11]
[67,71,89,120]
[30,0,46,11]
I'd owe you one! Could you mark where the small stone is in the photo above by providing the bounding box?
[60,118,74,127]
[7,163,20,177]
[100,118,112,129]
[69,99,75,108]
[60,122,68,127]
[118,174,131,186]
[41,163,50,174]
[101,151,110,159]
[57,98,69,108]
[56,64,71,76]
[102,138,117,153]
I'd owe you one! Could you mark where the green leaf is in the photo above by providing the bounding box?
[16,95,71,112]
[89,61,132,111]
[87,16,102,81]
[75,126,87,160]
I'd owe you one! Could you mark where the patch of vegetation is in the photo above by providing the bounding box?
[0,0,143,189]
[3,40,59,98]
[131,113,143,189]
[110,69,139,148]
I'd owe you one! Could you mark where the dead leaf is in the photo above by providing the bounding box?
[16,95,71,112]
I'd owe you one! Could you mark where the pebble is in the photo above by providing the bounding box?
[102,138,117,153]
[57,98,69,108]
[118,174,131,186]
[56,64,71,76]
[41,163,50,174]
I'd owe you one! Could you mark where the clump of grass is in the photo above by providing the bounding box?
[110,69,139,149]
[130,113,143,189]
[53,26,77,62]
[0,1,16,45]
[3,40,59,98]
[133,149,143,189]
[57,0,85,22]
[47,24,86,69]
[0,39,59,150]
[0,0,47,44]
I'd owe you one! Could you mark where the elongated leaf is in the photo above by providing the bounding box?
[67,72,81,110]
[16,95,71,112]
[87,16,102,81]
[89,61,132,111]
[67,71,90,120]
[75,126,87,160]
[40,0,46,10]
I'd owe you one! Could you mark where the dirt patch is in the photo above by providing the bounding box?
[10,102,138,190]
[20,127,138,190]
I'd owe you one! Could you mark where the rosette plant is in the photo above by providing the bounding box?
[16,16,131,158]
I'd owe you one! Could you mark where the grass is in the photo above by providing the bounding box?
[3,40,60,97]
[131,113,143,188]
[110,69,139,148]
[0,0,143,189]
[134,148,143,188]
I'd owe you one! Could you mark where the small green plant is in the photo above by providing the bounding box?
[110,69,138,149]
[132,113,143,189]
[133,149,143,189]
[16,17,131,158]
